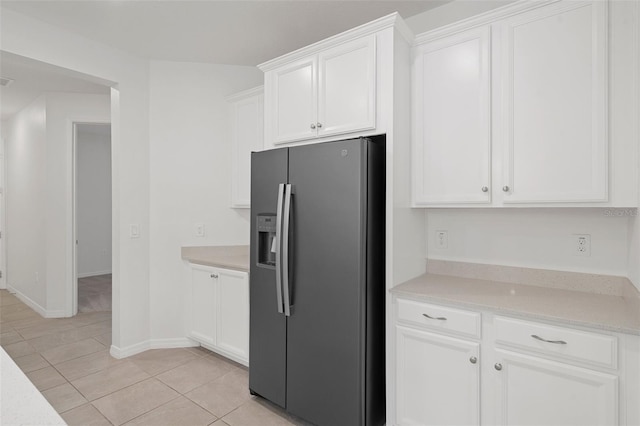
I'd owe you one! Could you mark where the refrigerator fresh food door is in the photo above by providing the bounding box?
[286,138,368,426]
[249,148,288,408]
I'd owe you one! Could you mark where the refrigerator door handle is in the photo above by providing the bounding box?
[275,183,285,314]
[282,183,292,317]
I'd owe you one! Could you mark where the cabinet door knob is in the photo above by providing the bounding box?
[481,186,489,193]
[502,186,510,192]
[210,273,218,279]
[316,122,323,128]
[469,356,477,364]
[310,123,316,129]
[494,363,502,371]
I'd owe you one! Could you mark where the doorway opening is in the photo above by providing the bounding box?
[73,122,112,314]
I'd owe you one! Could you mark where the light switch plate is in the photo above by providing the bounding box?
[130,224,140,239]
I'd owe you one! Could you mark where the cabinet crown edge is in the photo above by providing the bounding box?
[225,85,264,103]
[413,0,561,45]
[258,11,413,72]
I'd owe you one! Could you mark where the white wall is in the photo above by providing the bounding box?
[77,125,112,278]
[3,93,110,316]
[4,95,47,310]
[427,209,630,276]
[1,8,150,353]
[45,93,110,314]
[148,60,262,341]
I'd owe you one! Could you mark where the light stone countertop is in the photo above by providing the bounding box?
[0,347,67,425]
[391,272,640,335]
[181,245,249,272]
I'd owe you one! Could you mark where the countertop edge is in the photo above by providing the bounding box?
[181,245,250,273]
[391,274,640,336]
[184,258,249,273]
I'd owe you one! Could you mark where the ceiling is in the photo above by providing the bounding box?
[1,0,449,66]
[0,0,450,121]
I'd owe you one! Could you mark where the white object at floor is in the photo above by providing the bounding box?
[0,347,66,425]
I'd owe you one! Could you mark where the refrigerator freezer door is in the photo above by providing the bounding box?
[286,138,367,426]
[249,148,288,408]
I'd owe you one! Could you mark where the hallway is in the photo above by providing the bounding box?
[78,274,112,313]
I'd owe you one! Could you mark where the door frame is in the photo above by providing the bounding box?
[69,119,111,316]
[0,137,5,290]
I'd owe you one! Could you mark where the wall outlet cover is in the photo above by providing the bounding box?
[573,234,591,257]
[436,230,449,249]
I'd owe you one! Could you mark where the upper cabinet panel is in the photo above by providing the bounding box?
[271,57,318,144]
[500,1,608,203]
[412,27,491,205]
[266,35,376,145]
[410,0,639,207]
[317,36,376,138]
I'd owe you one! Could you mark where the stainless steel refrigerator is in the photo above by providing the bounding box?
[249,136,386,426]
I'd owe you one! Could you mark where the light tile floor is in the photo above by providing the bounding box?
[0,290,308,426]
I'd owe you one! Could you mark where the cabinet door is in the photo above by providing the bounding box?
[230,88,263,208]
[216,269,249,363]
[412,27,491,205]
[317,35,376,138]
[491,349,618,425]
[270,57,317,144]
[396,326,480,426]
[500,1,608,203]
[190,266,217,346]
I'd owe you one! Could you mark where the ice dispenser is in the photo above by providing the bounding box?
[257,214,277,268]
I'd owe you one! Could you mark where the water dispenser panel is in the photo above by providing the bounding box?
[257,214,277,269]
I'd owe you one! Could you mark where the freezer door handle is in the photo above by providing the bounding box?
[275,183,285,314]
[282,184,292,317]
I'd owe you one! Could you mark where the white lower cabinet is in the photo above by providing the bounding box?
[396,326,480,425]
[394,297,637,426]
[490,349,618,426]
[188,263,249,366]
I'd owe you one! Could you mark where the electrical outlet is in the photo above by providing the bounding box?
[436,230,448,249]
[574,234,591,256]
[195,223,205,237]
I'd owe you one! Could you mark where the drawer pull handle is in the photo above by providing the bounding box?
[422,313,447,321]
[531,334,567,345]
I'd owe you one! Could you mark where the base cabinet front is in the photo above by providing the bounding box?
[393,297,635,426]
[188,264,249,366]
[490,349,618,426]
[396,326,480,426]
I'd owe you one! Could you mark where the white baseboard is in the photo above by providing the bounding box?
[77,270,112,279]
[8,285,66,318]
[150,338,198,350]
[110,338,198,359]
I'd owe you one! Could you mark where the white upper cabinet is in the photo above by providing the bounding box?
[500,1,608,203]
[317,36,376,138]
[227,86,264,208]
[262,32,378,146]
[271,58,317,144]
[411,0,638,207]
[412,27,491,205]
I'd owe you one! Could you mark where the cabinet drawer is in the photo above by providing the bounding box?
[396,299,481,339]
[493,316,617,369]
